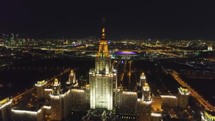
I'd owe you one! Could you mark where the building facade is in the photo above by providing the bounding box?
[0,24,204,121]
[89,25,116,110]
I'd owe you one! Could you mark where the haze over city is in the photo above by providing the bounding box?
[0,1,215,121]
[1,1,215,39]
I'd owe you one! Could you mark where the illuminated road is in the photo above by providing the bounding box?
[113,59,135,90]
[128,60,132,85]
[169,70,215,112]
[115,59,121,69]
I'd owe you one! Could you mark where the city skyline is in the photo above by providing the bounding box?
[0,18,215,120]
[1,1,215,40]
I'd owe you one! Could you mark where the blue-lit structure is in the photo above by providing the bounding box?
[114,51,138,59]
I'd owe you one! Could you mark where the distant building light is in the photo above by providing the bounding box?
[50,94,60,99]
[143,100,152,104]
[44,89,52,92]
[151,112,162,117]
[43,106,51,110]
[143,83,150,91]
[140,73,146,79]
[178,87,190,95]
[11,108,41,115]
[35,80,47,87]
[53,78,60,86]
[208,46,213,51]
[112,69,117,72]
[160,95,177,99]
[122,91,136,95]
[202,110,215,121]
[116,51,136,55]
[72,89,85,93]
[61,90,71,97]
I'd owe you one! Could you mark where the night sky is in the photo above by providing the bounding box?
[1,1,215,40]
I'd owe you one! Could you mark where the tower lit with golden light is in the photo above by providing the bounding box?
[89,20,116,110]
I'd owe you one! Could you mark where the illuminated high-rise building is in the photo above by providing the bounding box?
[140,72,146,87]
[50,78,63,120]
[142,83,152,102]
[66,70,78,88]
[137,72,147,99]
[95,23,111,74]
[207,45,213,51]
[52,78,61,95]
[178,87,190,108]
[35,80,47,98]
[89,20,116,110]
[137,82,152,121]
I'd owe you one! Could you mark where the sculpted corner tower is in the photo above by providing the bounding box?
[89,20,115,110]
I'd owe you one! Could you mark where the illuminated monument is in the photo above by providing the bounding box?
[89,21,116,110]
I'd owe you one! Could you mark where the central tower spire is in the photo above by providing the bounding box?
[90,19,114,111]
[96,18,111,74]
[98,18,109,55]
[101,18,106,40]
